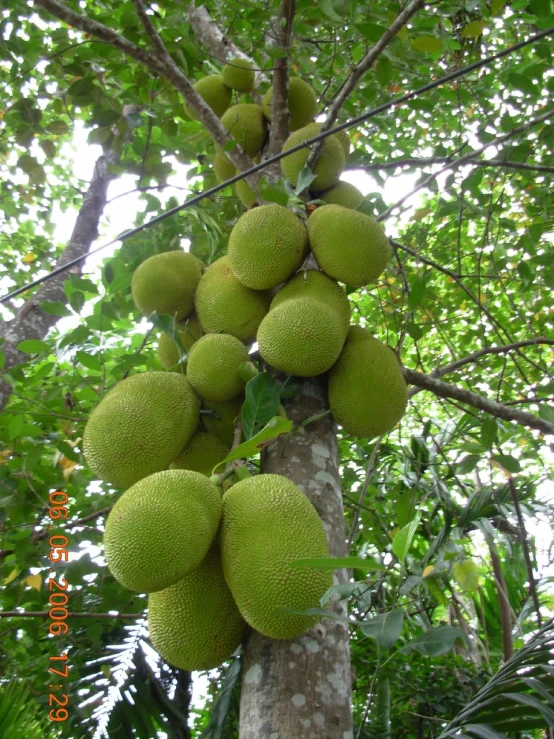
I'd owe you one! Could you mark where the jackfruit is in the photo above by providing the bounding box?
[281,122,345,192]
[172,431,229,476]
[261,77,318,131]
[187,333,248,401]
[83,372,199,488]
[222,58,255,92]
[201,396,243,446]
[257,296,345,376]
[318,180,363,209]
[307,204,391,287]
[184,75,232,120]
[131,251,203,321]
[195,256,270,342]
[235,177,257,207]
[214,152,236,182]
[328,326,408,438]
[334,127,351,162]
[148,543,247,671]
[220,473,332,639]
[270,269,351,335]
[157,313,203,370]
[228,204,308,290]
[104,469,222,593]
[219,104,267,159]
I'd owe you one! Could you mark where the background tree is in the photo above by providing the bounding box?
[0,0,553,737]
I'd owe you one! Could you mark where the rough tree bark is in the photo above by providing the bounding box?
[240,378,353,739]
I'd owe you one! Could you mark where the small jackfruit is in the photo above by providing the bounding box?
[83,372,199,488]
[184,75,232,120]
[148,543,247,671]
[235,177,257,207]
[187,333,248,401]
[219,104,267,159]
[328,326,408,438]
[261,77,318,131]
[318,180,364,209]
[257,296,345,376]
[195,256,270,342]
[201,397,243,446]
[270,269,351,335]
[214,152,236,182]
[220,474,332,639]
[307,204,391,287]
[228,204,308,290]
[131,251,203,321]
[157,313,203,370]
[222,58,255,92]
[334,127,351,162]
[281,122,345,192]
[172,431,229,476]
[104,469,222,593]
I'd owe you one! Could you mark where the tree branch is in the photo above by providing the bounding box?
[403,369,554,435]
[266,0,296,164]
[362,156,554,174]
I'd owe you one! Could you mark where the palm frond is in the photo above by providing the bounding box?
[0,680,54,737]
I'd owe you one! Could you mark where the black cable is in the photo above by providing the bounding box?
[3,24,554,304]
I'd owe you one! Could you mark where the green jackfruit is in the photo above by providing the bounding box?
[235,177,257,207]
[201,397,243,446]
[131,251,203,321]
[307,204,391,287]
[220,474,332,639]
[222,58,255,92]
[214,152,236,182]
[261,77,318,131]
[281,122,345,192]
[157,313,203,370]
[83,372,199,488]
[328,326,408,438]
[187,333,248,401]
[104,469,221,593]
[219,104,267,159]
[257,296,345,376]
[172,431,229,476]
[184,75,232,120]
[270,269,351,335]
[228,204,308,290]
[195,256,270,342]
[318,180,363,209]
[334,127,351,162]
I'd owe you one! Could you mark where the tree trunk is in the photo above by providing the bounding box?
[240,377,353,739]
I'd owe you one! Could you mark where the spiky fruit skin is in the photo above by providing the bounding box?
[220,474,332,639]
[318,180,364,209]
[307,204,391,287]
[157,313,203,370]
[195,256,270,342]
[214,152,236,182]
[187,333,248,401]
[172,431,229,477]
[184,75,232,119]
[148,543,247,671]
[219,104,267,159]
[83,373,199,488]
[281,123,345,192]
[235,178,257,207]
[328,326,408,438]
[201,397,243,446]
[228,204,308,290]
[104,470,222,593]
[131,251,203,321]
[257,297,345,377]
[261,77,318,131]
[222,58,255,92]
[271,269,351,336]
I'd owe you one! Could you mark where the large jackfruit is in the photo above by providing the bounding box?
[222,58,255,92]
[220,474,332,639]
[184,75,232,120]
[307,204,391,287]
[201,397,243,447]
[219,104,267,159]
[131,251,203,321]
[157,313,203,370]
[104,469,222,593]
[172,431,229,477]
[195,256,270,342]
[228,204,308,290]
[280,122,345,192]
[261,77,318,131]
[257,296,345,376]
[328,326,408,438]
[83,372,199,488]
[148,543,247,671]
[318,180,363,209]
[187,333,248,401]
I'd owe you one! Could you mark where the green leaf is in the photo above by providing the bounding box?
[408,276,426,310]
[375,56,393,87]
[318,0,342,22]
[39,301,71,317]
[401,625,470,657]
[259,179,289,206]
[461,21,486,38]
[508,72,538,95]
[406,322,423,341]
[16,340,49,354]
[46,120,69,135]
[480,416,497,448]
[411,36,443,53]
[295,166,316,194]
[392,512,421,562]
[491,0,506,15]
[453,559,480,592]
[241,372,281,440]
[213,416,293,471]
[290,556,386,572]
[76,351,102,372]
[539,404,554,424]
[360,609,404,650]
[39,139,56,159]
[491,454,521,474]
